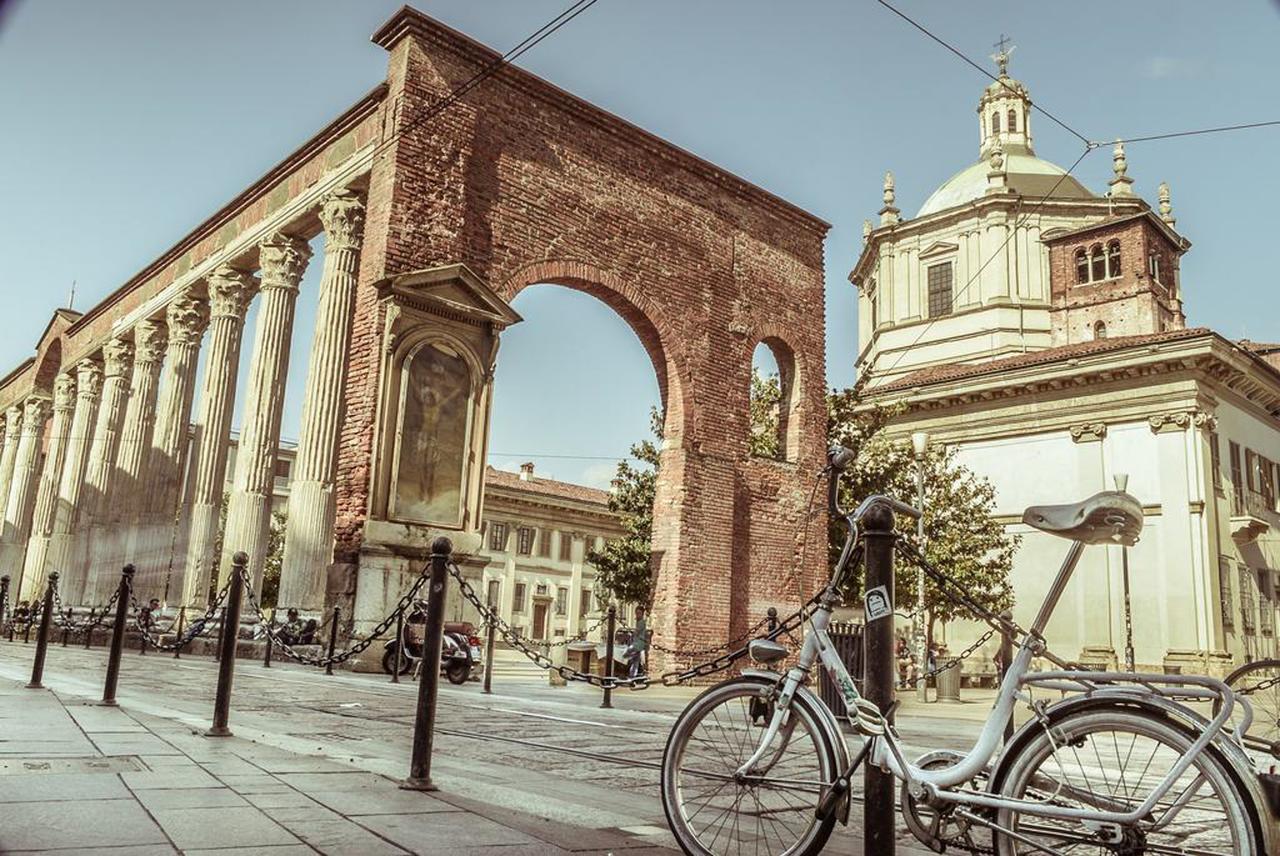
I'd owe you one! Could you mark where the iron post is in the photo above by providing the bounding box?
[482,605,496,694]
[263,609,274,668]
[911,431,929,703]
[766,606,779,635]
[324,606,340,676]
[172,606,185,659]
[84,608,95,648]
[102,565,134,706]
[600,605,617,709]
[0,575,7,631]
[391,606,403,684]
[27,572,59,689]
[207,552,247,737]
[214,607,227,662]
[402,537,452,791]
[1114,473,1136,672]
[62,608,72,647]
[863,501,897,854]
[1000,608,1015,743]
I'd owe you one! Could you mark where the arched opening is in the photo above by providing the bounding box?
[32,338,62,395]
[1075,248,1089,284]
[1093,320,1108,340]
[990,112,1001,135]
[1106,240,1121,279]
[1089,243,1106,282]
[749,338,799,462]
[1007,108,1017,134]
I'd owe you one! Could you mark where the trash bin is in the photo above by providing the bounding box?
[936,660,962,702]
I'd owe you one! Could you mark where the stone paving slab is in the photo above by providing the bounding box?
[148,805,300,851]
[1,798,170,850]
[0,769,132,801]
[134,786,250,810]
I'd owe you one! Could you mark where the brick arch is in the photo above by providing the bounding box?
[497,258,687,447]
[32,337,63,394]
[747,327,804,463]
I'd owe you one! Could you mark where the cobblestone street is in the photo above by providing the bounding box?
[0,639,989,853]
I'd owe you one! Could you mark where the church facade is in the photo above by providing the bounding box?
[851,53,1280,674]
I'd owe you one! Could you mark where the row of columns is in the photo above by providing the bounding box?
[0,188,366,616]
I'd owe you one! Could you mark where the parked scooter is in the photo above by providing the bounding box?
[381,600,482,684]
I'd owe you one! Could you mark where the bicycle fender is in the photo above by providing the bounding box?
[988,690,1278,854]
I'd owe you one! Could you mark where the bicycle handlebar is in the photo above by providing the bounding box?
[825,446,923,522]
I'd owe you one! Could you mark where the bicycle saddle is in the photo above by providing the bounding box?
[1022,490,1143,546]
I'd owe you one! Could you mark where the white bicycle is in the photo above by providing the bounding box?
[660,447,1278,855]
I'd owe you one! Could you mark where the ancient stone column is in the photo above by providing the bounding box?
[178,267,258,607]
[133,291,210,601]
[219,233,311,592]
[279,190,365,611]
[101,318,167,579]
[0,407,23,526]
[1,396,50,596]
[17,374,76,601]
[78,337,134,604]
[46,359,102,604]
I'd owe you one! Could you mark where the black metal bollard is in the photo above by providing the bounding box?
[84,608,96,648]
[1000,608,1015,743]
[139,616,148,656]
[600,605,617,710]
[391,607,403,684]
[862,502,897,854]
[324,606,340,676]
[24,608,34,643]
[172,606,186,659]
[102,566,135,706]
[62,609,72,646]
[402,538,452,791]
[27,573,59,689]
[0,575,8,639]
[766,606,779,636]
[214,607,227,662]
[207,553,247,737]
[263,609,274,668]
[482,607,496,695]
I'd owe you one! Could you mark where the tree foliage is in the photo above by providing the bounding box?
[828,373,1017,636]
[588,408,662,608]
[749,367,782,459]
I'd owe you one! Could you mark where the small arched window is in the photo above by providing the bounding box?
[1075,248,1089,284]
[1093,321,1108,340]
[1007,109,1017,134]
[1106,240,1121,278]
[750,339,799,462]
[1090,244,1106,282]
[991,112,1001,135]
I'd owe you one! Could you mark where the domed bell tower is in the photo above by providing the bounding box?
[979,37,1033,158]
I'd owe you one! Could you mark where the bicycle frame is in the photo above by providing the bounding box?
[738,529,1246,830]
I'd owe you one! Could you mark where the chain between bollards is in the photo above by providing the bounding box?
[102,565,134,706]
[207,552,247,737]
[324,606,340,676]
[27,572,59,689]
[401,537,452,792]
[862,501,898,855]
[600,605,617,709]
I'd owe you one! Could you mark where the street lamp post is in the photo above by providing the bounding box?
[911,431,929,703]
[1114,473,1136,672]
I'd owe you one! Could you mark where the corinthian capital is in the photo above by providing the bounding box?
[21,396,49,434]
[53,373,76,412]
[166,291,210,345]
[134,319,168,365]
[207,266,259,319]
[259,232,312,291]
[75,359,103,399]
[102,338,134,379]
[319,189,366,252]
[3,406,21,438]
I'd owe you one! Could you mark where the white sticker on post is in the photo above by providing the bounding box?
[864,586,892,622]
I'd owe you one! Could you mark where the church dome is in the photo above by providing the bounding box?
[917,152,1095,217]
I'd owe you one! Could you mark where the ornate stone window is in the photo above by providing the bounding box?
[488,522,509,552]
[990,112,1000,135]
[1007,109,1017,133]
[517,526,534,555]
[1106,240,1121,278]
[513,582,527,614]
[555,587,568,615]
[927,262,954,318]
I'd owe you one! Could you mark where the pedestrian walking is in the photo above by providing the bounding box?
[625,606,649,679]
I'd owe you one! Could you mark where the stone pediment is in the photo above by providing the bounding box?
[376,263,522,329]
[919,240,959,260]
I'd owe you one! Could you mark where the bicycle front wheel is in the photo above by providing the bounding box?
[995,708,1258,855]
[660,676,838,856]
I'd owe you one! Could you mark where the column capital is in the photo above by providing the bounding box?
[134,319,168,365]
[207,266,259,319]
[3,406,21,438]
[102,338,134,379]
[166,291,210,345]
[20,396,49,434]
[53,373,76,412]
[74,359,104,399]
[319,189,366,251]
[259,232,312,291]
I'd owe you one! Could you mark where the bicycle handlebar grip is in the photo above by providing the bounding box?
[828,445,856,472]
[886,498,923,520]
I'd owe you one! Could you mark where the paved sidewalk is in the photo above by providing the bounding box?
[0,677,673,855]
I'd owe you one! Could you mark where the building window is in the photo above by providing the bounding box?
[537,529,552,558]
[1240,565,1257,635]
[579,589,592,617]
[1229,442,1244,514]
[1093,321,1107,340]
[1105,240,1121,278]
[486,579,500,607]
[582,533,596,555]
[1219,558,1234,630]
[1265,458,1279,510]
[555,587,568,616]
[1209,431,1222,489]
[535,582,548,597]
[559,533,572,562]
[990,112,1000,135]
[517,526,534,556]
[1007,109,1017,134]
[1259,570,1275,636]
[274,458,291,479]
[488,522,509,552]
[1148,252,1161,281]
[868,284,878,329]
[1246,449,1259,493]
[927,263,953,318]
[1075,248,1089,284]
[1089,243,1106,282]
[513,582,527,614]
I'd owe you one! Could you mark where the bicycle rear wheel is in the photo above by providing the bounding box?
[660,676,838,856]
[995,708,1258,855]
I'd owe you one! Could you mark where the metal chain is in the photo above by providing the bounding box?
[129,582,231,652]
[1234,669,1280,696]
[238,561,430,668]
[648,614,772,658]
[518,614,608,650]
[448,560,820,690]
[914,628,997,683]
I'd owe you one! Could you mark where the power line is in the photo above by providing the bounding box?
[874,0,1094,148]
[1119,119,1280,146]
[489,452,634,461]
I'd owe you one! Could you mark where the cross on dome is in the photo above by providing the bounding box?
[991,34,1015,77]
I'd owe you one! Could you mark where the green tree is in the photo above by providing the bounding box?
[749,366,782,459]
[828,374,1018,643]
[588,408,662,607]
[260,508,288,608]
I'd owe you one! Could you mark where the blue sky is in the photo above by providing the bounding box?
[1,1,1277,487]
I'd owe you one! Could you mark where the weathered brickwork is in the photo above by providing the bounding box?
[333,10,830,656]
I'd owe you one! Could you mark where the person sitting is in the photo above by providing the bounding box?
[278,608,304,645]
[298,618,319,646]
